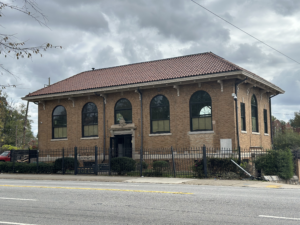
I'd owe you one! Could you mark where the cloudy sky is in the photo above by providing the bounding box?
[1,0,300,135]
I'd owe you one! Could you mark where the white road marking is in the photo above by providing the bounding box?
[259,215,300,221]
[0,222,37,225]
[0,197,36,201]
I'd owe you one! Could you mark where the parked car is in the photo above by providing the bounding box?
[0,151,11,162]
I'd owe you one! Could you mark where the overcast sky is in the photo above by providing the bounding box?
[1,0,300,136]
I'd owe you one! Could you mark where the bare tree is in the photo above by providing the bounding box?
[0,0,61,88]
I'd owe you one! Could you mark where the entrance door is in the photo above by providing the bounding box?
[110,135,132,158]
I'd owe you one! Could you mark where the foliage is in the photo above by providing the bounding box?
[289,111,300,128]
[193,158,238,178]
[0,91,34,147]
[1,145,19,151]
[0,162,54,173]
[152,161,169,172]
[0,0,61,82]
[53,157,78,173]
[255,149,294,180]
[111,157,136,175]
[136,161,148,170]
[273,130,300,150]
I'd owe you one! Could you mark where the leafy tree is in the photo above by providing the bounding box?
[0,91,34,147]
[0,0,61,87]
[289,111,300,128]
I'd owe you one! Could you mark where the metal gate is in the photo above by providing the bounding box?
[75,146,98,175]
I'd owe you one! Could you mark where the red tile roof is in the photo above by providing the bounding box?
[26,52,281,97]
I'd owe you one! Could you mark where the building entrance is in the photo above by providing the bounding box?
[110,135,132,158]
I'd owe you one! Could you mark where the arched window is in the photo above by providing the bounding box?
[190,91,212,131]
[82,102,98,137]
[150,95,170,133]
[115,98,132,124]
[251,95,258,132]
[52,106,67,139]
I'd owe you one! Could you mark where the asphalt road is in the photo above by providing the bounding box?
[0,179,299,225]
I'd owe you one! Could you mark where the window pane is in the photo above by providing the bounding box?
[53,115,66,127]
[164,120,170,132]
[62,127,67,137]
[152,121,159,133]
[252,118,257,132]
[192,118,199,131]
[53,106,66,116]
[54,128,59,138]
[150,95,169,107]
[115,99,132,110]
[83,103,98,113]
[151,107,169,120]
[205,117,212,129]
[190,91,211,103]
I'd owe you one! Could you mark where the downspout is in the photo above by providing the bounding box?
[235,78,247,164]
[269,94,278,148]
[136,88,143,176]
[95,93,106,162]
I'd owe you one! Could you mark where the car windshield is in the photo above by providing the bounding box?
[0,152,9,156]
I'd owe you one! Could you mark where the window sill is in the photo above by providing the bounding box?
[241,131,247,134]
[149,133,172,137]
[51,138,68,141]
[252,132,260,135]
[264,133,269,136]
[81,137,99,140]
[188,131,214,135]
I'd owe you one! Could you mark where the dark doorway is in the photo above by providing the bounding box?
[110,135,132,158]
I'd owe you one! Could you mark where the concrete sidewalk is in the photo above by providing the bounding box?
[0,173,299,189]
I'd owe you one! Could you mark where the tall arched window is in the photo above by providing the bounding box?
[190,91,212,131]
[251,95,258,132]
[82,102,98,137]
[52,106,67,139]
[115,98,132,124]
[150,95,170,133]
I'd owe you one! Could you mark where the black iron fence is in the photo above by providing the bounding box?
[0,146,272,178]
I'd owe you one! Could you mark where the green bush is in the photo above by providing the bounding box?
[1,145,20,151]
[153,161,169,173]
[53,157,79,173]
[193,158,238,178]
[0,162,54,173]
[143,171,164,177]
[136,161,148,170]
[255,149,294,180]
[111,157,136,175]
[273,131,300,150]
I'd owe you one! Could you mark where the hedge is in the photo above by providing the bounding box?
[53,157,79,173]
[255,149,294,180]
[0,162,54,174]
[111,157,136,175]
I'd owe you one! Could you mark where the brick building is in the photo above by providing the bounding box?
[22,52,284,155]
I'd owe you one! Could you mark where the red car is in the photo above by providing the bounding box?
[0,151,11,162]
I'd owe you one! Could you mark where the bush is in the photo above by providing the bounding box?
[1,145,19,151]
[273,131,300,150]
[153,161,169,173]
[111,157,136,175]
[193,158,238,178]
[0,162,54,173]
[53,157,79,173]
[255,149,294,180]
[136,161,148,170]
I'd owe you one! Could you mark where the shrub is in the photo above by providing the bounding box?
[193,158,238,178]
[136,161,148,170]
[53,157,79,173]
[255,149,294,180]
[1,145,19,151]
[111,157,136,175]
[153,161,169,173]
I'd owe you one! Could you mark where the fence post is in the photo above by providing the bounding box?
[28,148,31,164]
[95,146,98,175]
[203,145,208,178]
[62,148,65,175]
[74,146,78,175]
[140,147,143,177]
[36,150,39,173]
[11,150,15,173]
[171,146,176,178]
[238,146,241,165]
[109,148,112,176]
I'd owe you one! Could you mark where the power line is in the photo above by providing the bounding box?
[191,0,300,65]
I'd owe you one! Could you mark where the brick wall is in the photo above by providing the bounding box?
[38,79,271,151]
